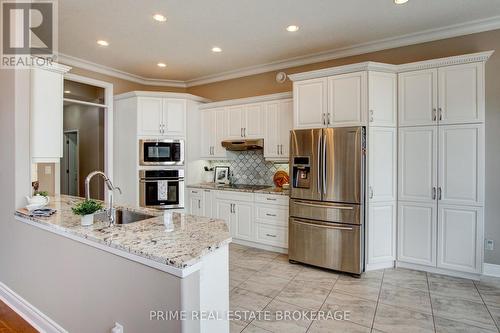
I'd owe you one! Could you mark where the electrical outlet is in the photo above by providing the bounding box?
[485,239,494,251]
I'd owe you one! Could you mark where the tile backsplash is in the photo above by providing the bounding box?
[209,150,289,186]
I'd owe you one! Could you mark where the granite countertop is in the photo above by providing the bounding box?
[15,195,231,272]
[187,183,290,196]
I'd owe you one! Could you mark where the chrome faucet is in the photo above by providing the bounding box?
[85,171,122,225]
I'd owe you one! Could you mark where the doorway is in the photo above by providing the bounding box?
[61,131,79,196]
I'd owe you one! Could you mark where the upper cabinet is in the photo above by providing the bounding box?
[292,68,396,129]
[369,72,397,127]
[327,71,367,127]
[31,64,71,163]
[264,99,293,161]
[137,97,186,137]
[199,93,293,160]
[438,63,484,125]
[399,63,485,127]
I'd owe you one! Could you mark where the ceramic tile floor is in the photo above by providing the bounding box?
[228,243,500,333]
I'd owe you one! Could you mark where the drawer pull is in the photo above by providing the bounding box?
[266,213,277,217]
[265,233,277,238]
[191,191,199,194]
[266,198,277,201]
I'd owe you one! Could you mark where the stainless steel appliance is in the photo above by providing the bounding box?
[221,138,264,151]
[139,139,184,166]
[289,127,365,275]
[139,169,184,209]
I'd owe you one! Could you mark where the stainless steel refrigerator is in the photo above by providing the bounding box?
[289,127,365,275]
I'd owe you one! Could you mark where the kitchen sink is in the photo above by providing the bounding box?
[94,209,156,225]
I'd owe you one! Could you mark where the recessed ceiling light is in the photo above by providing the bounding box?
[153,14,167,22]
[286,25,300,32]
[64,90,71,94]
[394,0,408,4]
[211,47,222,53]
[97,40,109,47]
[157,62,167,68]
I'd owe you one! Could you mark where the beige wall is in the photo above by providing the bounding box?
[188,29,500,266]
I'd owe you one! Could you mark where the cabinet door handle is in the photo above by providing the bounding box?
[240,128,243,137]
[266,234,277,238]
[438,187,442,200]
[369,110,374,123]
[369,186,374,199]
[327,113,331,125]
[322,113,326,125]
[244,128,246,137]
[266,213,277,217]
[198,199,201,209]
[432,187,436,200]
[438,107,443,121]
[277,144,279,154]
[432,108,437,121]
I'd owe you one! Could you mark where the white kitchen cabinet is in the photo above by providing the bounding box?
[437,205,483,273]
[398,69,438,127]
[188,189,203,216]
[368,202,396,265]
[293,77,327,129]
[215,200,235,237]
[327,71,367,127]
[200,108,227,159]
[438,124,484,206]
[234,202,254,241]
[398,126,437,202]
[368,72,397,127]
[30,65,69,162]
[264,99,292,160]
[397,201,437,267]
[369,127,396,202]
[438,63,484,125]
[255,224,288,248]
[137,97,186,137]
[203,189,215,218]
[226,103,264,139]
[163,99,186,136]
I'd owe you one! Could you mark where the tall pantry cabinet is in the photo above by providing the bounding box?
[397,60,487,275]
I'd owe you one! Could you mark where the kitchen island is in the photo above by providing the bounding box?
[14,195,231,333]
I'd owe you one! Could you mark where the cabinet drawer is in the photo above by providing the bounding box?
[256,224,288,248]
[255,205,288,227]
[254,193,289,206]
[187,188,203,197]
[215,190,253,202]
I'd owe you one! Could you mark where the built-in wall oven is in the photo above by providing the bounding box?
[139,139,184,166]
[139,170,184,209]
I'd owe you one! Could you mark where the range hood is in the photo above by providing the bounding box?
[221,139,264,151]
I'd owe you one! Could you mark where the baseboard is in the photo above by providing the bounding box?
[396,261,481,281]
[483,263,500,277]
[366,261,395,271]
[0,281,67,333]
[232,239,288,254]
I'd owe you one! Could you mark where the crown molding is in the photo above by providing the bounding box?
[288,62,398,81]
[57,15,500,88]
[114,90,211,103]
[397,50,494,72]
[57,53,187,88]
[199,92,292,109]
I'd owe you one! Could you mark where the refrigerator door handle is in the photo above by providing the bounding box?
[322,134,327,194]
[317,134,322,193]
[294,200,354,210]
[292,219,354,231]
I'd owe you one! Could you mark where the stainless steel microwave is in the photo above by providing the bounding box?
[139,139,184,166]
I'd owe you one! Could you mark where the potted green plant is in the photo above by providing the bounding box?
[72,200,103,226]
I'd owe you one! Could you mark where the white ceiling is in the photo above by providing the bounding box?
[59,0,500,83]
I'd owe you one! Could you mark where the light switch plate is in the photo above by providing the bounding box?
[485,239,494,251]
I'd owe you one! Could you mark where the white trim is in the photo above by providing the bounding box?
[199,92,292,109]
[397,50,494,72]
[366,261,395,271]
[232,239,287,254]
[114,90,211,103]
[483,263,500,277]
[396,261,481,281]
[15,215,202,278]
[288,62,397,82]
[56,16,500,87]
[0,281,67,333]
[58,53,187,88]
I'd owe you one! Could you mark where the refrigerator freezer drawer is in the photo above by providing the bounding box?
[289,218,362,274]
[290,199,361,225]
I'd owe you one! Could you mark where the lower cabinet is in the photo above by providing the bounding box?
[437,205,483,273]
[367,202,396,265]
[188,189,203,216]
[397,201,483,274]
